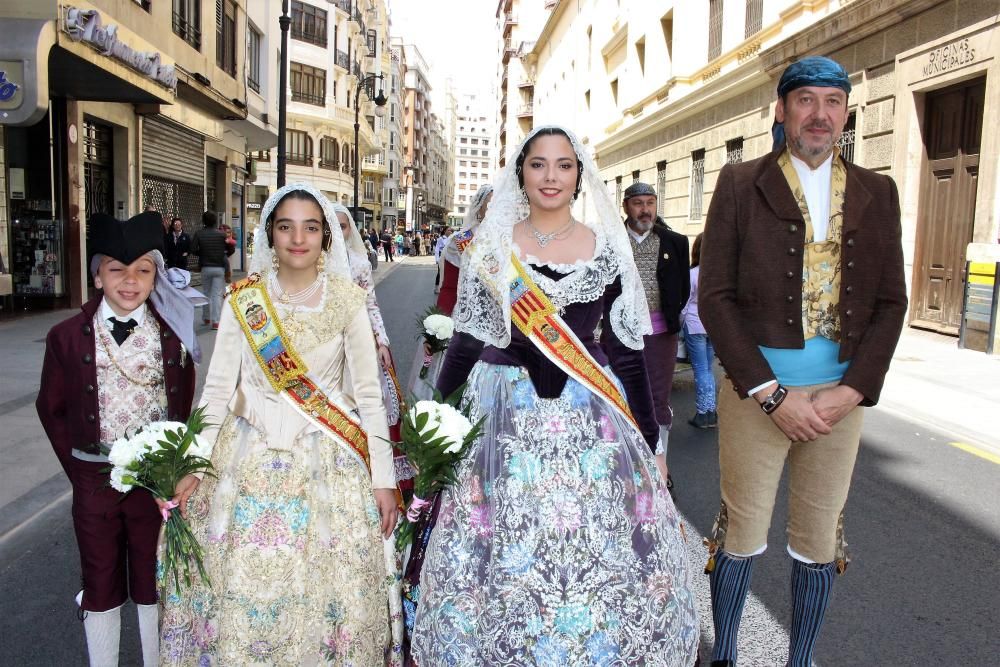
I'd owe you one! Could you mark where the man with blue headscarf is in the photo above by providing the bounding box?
[699,56,907,666]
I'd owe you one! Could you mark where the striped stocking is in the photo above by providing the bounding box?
[788,559,837,667]
[709,551,756,664]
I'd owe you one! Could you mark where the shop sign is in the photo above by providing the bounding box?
[0,62,25,111]
[63,7,177,92]
[246,203,262,210]
[923,39,977,77]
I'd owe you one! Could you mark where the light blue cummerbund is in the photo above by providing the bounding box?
[759,335,850,387]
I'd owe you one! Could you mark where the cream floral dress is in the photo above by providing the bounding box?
[159,275,402,666]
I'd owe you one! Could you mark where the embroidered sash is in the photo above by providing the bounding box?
[777,147,847,342]
[507,254,641,435]
[228,275,371,475]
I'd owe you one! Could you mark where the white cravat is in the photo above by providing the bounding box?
[100,298,147,331]
[789,152,833,243]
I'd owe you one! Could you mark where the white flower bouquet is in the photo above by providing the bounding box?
[394,393,484,551]
[102,407,215,593]
[417,306,455,378]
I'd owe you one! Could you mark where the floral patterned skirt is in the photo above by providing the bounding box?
[411,363,699,666]
[160,415,399,666]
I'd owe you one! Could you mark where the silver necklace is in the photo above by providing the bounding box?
[525,218,576,247]
[270,272,323,304]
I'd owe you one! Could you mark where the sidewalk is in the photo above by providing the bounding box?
[877,326,1000,454]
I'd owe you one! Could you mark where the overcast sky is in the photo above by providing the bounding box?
[388,0,497,102]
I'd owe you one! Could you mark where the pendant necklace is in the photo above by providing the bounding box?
[525,217,576,248]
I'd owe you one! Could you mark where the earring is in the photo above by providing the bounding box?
[271,254,280,273]
[316,253,326,271]
[516,187,531,221]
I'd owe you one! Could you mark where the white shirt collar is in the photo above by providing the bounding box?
[626,223,652,244]
[101,298,147,327]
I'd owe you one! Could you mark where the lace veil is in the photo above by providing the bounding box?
[330,202,370,268]
[442,184,492,266]
[248,182,351,281]
[454,124,651,350]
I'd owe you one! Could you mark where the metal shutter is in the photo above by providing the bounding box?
[142,116,204,185]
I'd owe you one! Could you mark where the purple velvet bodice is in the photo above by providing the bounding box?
[436,265,660,450]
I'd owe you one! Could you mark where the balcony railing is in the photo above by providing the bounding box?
[335,50,350,70]
[352,7,367,38]
[319,159,340,170]
[331,0,350,13]
[291,90,325,106]
[517,103,533,117]
[285,152,313,166]
[291,27,327,48]
[172,12,201,50]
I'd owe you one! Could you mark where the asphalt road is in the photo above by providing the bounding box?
[1,259,997,665]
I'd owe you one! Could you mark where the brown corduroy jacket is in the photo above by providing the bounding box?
[698,148,907,406]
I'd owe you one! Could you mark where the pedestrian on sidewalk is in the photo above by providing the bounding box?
[699,56,907,667]
[36,211,200,667]
[158,184,401,664]
[433,226,451,294]
[190,211,228,329]
[619,181,690,496]
[681,233,717,429]
[163,216,191,269]
[395,230,404,257]
[380,227,395,263]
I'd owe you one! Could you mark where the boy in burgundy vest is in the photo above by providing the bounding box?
[36,212,201,666]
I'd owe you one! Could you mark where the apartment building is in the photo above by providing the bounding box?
[380,42,406,232]
[453,92,495,222]
[251,0,385,232]
[0,0,277,310]
[526,0,1000,353]
[494,0,553,168]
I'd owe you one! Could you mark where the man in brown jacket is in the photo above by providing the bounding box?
[699,56,907,667]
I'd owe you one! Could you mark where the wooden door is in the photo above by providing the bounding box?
[913,78,985,333]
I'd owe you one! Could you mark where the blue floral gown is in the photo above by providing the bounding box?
[410,254,699,665]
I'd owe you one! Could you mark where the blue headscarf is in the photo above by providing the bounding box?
[772,56,852,151]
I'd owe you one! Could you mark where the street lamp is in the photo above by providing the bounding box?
[353,73,387,229]
[276,0,291,188]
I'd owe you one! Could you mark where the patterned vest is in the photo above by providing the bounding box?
[628,231,662,313]
[777,148,847,342]
[94,312,168,443]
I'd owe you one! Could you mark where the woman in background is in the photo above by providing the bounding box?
[681,232,718,429]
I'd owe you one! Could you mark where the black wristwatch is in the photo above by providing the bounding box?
[759,385,788,415]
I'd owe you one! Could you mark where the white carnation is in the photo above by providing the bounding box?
[408,401,472,454]
[107,437,138,468]
[109,465,134,493]
[423,314,455,341]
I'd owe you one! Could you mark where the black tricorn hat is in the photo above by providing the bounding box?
[89,212,165,266]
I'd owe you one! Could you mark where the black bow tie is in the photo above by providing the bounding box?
[109,318,138,346]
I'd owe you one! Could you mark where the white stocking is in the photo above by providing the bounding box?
[136,603,159,666]
[83,604,121,667]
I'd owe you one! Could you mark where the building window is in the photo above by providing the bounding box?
[216,0,237,76]
[291,1,328,47]
[726,137,744,164]
[290,62,326,105]
[632,169,640,183]
[364,179,375,201]
[250,149,271,162]
[708,0,724,61]
[366,29,376,54]
[285,129,313,166]
[320,136,340,169]
[745,0,763,38]
[615,175,623,204]
[837,112,857,163]
[690,149,706,220]
[133,0,151,11]
[172,0,201,50]
[342,143,352,174]
[656,160,667,213]
[246,24,262,93]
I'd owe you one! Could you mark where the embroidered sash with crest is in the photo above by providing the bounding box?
[228,275,371,475]
[507,254,641,435]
